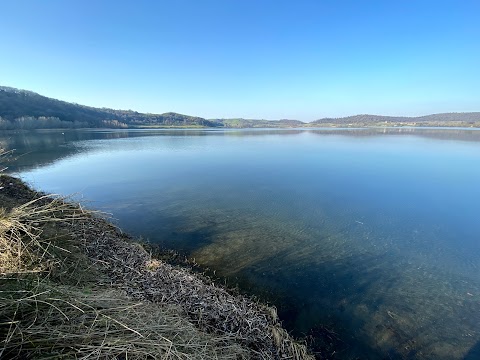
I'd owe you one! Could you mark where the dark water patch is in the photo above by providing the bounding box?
[464,341,480,360]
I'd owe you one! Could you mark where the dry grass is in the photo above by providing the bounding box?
[0,194,90,275]
[0,285,250,359]
[0,149,14,173]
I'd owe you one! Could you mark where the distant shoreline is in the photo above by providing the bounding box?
[1,123,480,132]
[2,85,480,130]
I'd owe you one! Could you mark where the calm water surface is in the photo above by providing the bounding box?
[2,128,480,359]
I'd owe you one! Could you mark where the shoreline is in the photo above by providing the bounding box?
[0,175,313,359]
[1,122,480,132]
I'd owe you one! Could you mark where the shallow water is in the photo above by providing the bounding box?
[3,128,480,359]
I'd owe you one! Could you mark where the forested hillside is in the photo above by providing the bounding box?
[1,86,479,129]
[0,86,219,129]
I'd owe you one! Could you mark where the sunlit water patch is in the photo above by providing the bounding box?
[4,128,480,359]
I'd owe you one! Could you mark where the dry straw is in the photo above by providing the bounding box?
[1,286,251,359]
[0,194,91,275]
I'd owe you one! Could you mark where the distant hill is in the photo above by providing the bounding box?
[1,85,479,129]
[212,118,304,128]
[0,86,219,129]
[311,113,480,127]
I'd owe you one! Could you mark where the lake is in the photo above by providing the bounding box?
[2,128,480,359]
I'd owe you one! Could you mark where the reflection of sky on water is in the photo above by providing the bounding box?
[8,128,480,359]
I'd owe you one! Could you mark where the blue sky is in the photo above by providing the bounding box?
[0,0,479,120]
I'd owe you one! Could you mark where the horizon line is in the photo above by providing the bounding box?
[1,84,478,123]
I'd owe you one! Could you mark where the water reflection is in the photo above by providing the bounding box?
[307,127,480,142]
[3,127,480,173]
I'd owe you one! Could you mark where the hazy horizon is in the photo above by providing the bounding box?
[1,1,479,121]
[2,84,479,123]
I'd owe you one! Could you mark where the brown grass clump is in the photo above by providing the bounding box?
[0,286,250,359]
[0,194,89,275]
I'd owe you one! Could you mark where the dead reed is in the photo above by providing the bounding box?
[0,286,250,359]
[0,194,90,275]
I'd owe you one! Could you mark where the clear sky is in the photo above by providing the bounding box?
[0,0,479,120]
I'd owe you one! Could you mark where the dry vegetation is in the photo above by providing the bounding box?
[0,171,313,359]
